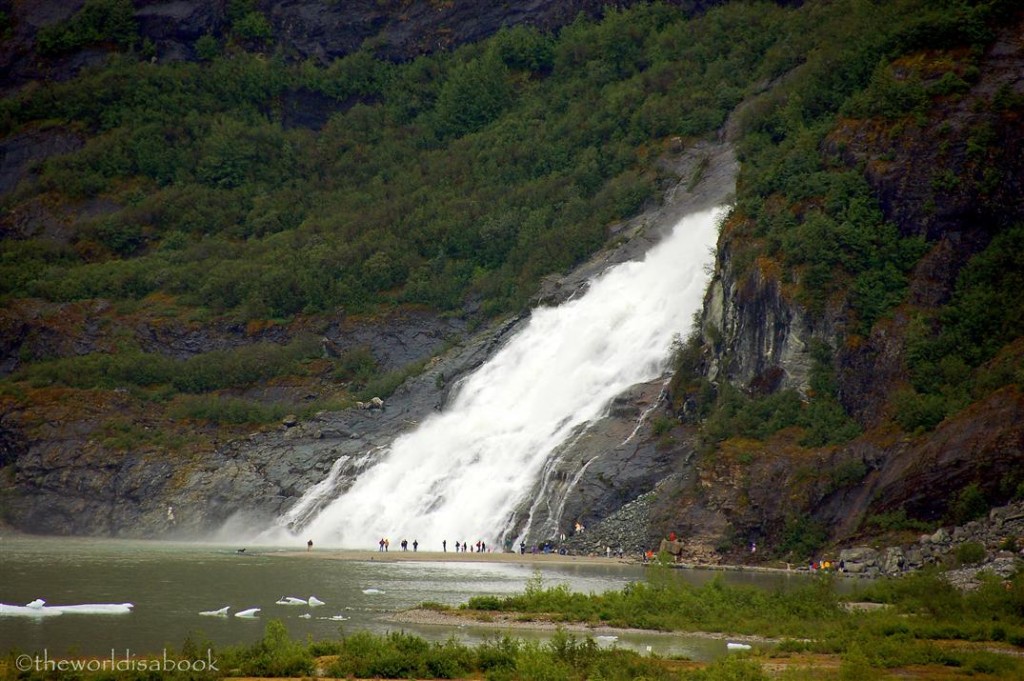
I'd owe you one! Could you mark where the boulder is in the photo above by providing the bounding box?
[882,547,906,574]
[839,546,879,564]
[659,539,686,556]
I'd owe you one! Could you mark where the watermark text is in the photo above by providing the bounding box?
[15,649,218,673]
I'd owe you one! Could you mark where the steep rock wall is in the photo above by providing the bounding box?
[641,18,1024,561]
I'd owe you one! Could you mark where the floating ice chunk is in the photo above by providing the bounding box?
[55,603,133,614]
[200,607,230,617]
[235,608,260,618]
[275,597,307,606]
[308,596,325,607]
[595,635,618,642]
[361,588,384,595]
[0,603,62,617]
[298,613,311,619]
[2,601,132,617]
[726,642,752,651]
[319,615,348,621]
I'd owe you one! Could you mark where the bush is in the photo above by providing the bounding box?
[893,388,948,433]
[433,54,511,138]
[195,34,220,61]
[36,0,136,55]
[233,11,272,43]
[955,541,987,566]
[224,620,313,678]
[778,514,829,560]
[864,508,932,534]
[949,483,988,525]
[169,396,288,425]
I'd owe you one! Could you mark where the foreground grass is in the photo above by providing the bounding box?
[5,568,1024,679]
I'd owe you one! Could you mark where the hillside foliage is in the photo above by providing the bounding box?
[1,0,1021,447]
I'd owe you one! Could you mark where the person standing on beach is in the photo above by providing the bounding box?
[413,540,418,552]
[379,538,385,552]
[443,539,447,552]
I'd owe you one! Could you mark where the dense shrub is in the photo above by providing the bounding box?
[36,0,137,56]
[949,483,989,525]
[955,541,987,566]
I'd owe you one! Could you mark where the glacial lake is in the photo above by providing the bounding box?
[0,536,832,661]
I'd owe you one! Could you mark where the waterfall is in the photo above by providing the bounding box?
[285,205,726,549]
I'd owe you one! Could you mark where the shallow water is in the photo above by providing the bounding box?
[0,537,825,661]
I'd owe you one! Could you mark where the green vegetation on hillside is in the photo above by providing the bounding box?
[2,0,1021,446]
[669,0,1021,450]
[1,3,791,321]
[36,0,138,56]
[899,225,1024,431]
[1,1,799,425]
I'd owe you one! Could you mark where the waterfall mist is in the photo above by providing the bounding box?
[280,205,727,549]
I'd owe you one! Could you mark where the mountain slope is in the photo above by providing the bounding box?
[0,0,1021,553]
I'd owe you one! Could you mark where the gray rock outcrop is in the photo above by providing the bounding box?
[835,501,1024,587]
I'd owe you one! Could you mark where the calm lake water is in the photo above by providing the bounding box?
[0,537,829,661]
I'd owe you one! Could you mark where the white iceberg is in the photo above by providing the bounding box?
[54,603,133,614]
[298,613,311,619]
[0,603,62,618]
[361,588,384,595]
[318,615,348,621]
[307,596,325,607]
[275,597,308,606]
[726,642,752,651]
[235,608,260,618]
[1,600,133,617]
[199,607,230,617]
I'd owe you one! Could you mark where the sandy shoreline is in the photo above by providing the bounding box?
[274,548,637,567]
[272,548,810,577]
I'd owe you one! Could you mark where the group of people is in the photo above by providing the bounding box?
[376,538,422,551]
[809,558,844,571]
[377,538,489,552]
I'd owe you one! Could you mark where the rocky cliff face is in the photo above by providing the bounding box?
[629,16,1024,563]
[0,307,470,535]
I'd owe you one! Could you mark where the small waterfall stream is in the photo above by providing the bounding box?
[279,205,726,548]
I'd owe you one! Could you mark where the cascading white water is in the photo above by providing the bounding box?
[288,205,727,548]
